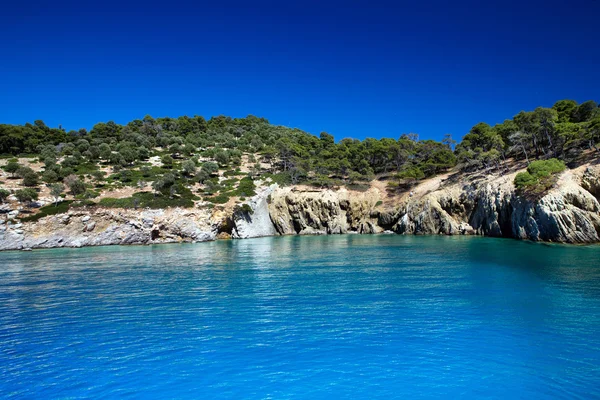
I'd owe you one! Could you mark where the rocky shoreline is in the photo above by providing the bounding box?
[1,165,599,251]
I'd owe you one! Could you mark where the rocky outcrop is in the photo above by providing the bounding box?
[231,184,278,239]
[266,165,600,244]
[268,187,383,235]
[0,207,216,251]
[511,172,600,243]
[1,165,599,250]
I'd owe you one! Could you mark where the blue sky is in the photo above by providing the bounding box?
[0,0,598,141]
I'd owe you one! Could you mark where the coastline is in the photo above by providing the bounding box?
[2,162,599,251]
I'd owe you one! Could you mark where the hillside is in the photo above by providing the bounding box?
[0,99,599,249]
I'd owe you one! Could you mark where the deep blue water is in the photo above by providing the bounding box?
[1,235,600,399]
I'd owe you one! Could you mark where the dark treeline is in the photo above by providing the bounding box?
[1,99,599,189]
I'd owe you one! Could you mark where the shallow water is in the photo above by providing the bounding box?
[1,235,599,399]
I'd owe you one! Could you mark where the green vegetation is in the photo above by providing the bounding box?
[20,201,73,222]
[514,158,566,193]
[234,203,253,214]
[0,99,597,214]
[234,177,256,197]
[456,100,600,170]
[14,188,38,204]
[99,191,195,209]
[204,193,231,204]
[0,188,10,203]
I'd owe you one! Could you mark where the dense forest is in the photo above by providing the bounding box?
[0,99,599,210]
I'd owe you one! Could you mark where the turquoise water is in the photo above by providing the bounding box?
[1,235,600,399]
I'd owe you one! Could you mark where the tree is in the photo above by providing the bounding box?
[0,188,10,203]
[533,107,558,156]
[109,152,126,167]
[442,134,456,150]
[181,160,196,176]
[49,183,65,206]
[22,171,39,187]
[4,161,20,177]
[214,150,230,166]
[195,169,210,183]
[151,178,165,193]
[571,100,598,123]
[552,99,578,123]
[455,123,504,169]
[586,115,600,152]
[508,131,531,163]
[152,173,176,194]
[201,162,219,175]
[15,188,38,206]
[120,147,137,164]
[64,174,86,195]
[99,143,112,160]
[161,154,174,168]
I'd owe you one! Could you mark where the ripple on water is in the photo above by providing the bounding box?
[1,235,600,399]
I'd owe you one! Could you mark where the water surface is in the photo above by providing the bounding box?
[1,236,599,399]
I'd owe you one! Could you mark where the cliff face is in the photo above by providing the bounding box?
[1,165,599,251]
[231,184,278,239]
[265,165,600,244]
[268,187,383,235]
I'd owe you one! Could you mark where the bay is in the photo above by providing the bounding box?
[1,235,599,399]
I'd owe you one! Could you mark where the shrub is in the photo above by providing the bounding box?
[234,203,253,214]
[43,170,59,183]
[22,171,39,187]
[235,177,256,197]
[64,174,86,195]
[514,172,537,188]
[527,159,566,178]
[205,193,231,204]
[4,161,21,177]
[514,158,566,193]
[15,188,38,204]
[397,166,425,181]
[262,172,291,186]
[181,160,196,176]
[0,188,10,203]
[99,191,195,209]
[20,201,72,222]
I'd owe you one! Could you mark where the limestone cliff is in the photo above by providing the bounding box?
[266,164,600,244]
[268,187,382,235]
[231,184,278,239]
[1,164,599,251]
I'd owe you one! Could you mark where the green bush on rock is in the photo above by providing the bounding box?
[514,158,566,193]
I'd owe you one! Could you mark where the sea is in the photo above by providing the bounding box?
[1,235,599,399]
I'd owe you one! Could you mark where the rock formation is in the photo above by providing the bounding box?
[0,207,216,251]
[1,164,599,251]
[265,164,600,244]
[231,184,278,239]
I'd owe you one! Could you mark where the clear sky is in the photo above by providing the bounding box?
[1,0,598,141]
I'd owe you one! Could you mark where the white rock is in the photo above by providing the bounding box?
[232,184,278,239]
